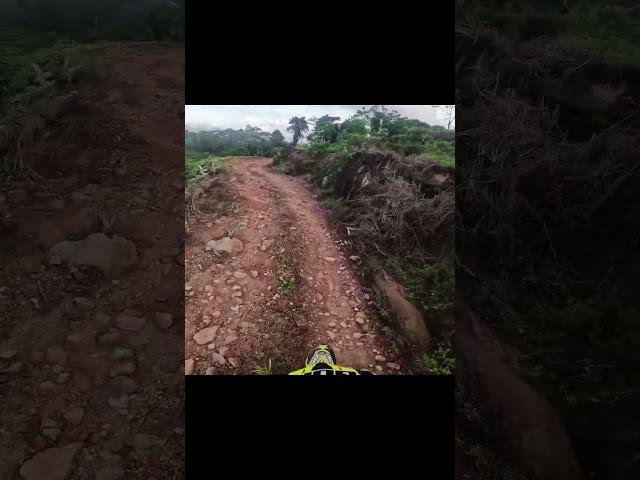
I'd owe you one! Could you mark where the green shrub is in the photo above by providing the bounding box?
[422,343,455,375]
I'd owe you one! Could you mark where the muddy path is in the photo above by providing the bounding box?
[0,44,184,478]
[185,158,406,375]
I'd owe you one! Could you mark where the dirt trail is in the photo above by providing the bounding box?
[186,158,405,374]
[1,45,184,478]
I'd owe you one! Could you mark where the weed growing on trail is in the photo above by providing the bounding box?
[276,274,295,295]
[422,343,455,375]
[253,359,272,375]
[272,196,285,212]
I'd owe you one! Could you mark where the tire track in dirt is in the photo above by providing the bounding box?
[185,158,406,374]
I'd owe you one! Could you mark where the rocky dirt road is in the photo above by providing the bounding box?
[0,44,184,479]
[185,158,406,375]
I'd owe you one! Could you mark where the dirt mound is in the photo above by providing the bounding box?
[314,149,454,256]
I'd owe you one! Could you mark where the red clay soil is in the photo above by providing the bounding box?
[0,44,185,479]
[185,158,407,375]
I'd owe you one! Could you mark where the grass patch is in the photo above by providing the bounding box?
[276,274,295,295]
[253,359,273,375]
[422,343,455,375]
[185,151,229,185]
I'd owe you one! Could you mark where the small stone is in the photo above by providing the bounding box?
[108,393,129,409]
[212,310,221,317]
[205,367,215,375]
[387,362,400,370]
[42,427,61,441]
[259,239,274,251]
[193,326,219,345]
[204,285,214,292]
[64,407,85,425]
[154,312,173,330]
[328,321,337,327]
[349,255,360,261]
[110,362,136,377]
[127,434,165,451]
[228,357,237,368]
[205,237,244,255]
[97,330,121,346]
[95,312,111,326]
[363,293,370,300]
[0,347,17,360]
[355,317,365,325]
[115,314,146,331]
[110,376,137,394]
[324,257,336,262]
[375,355,386,362]
[94,453,125,480]
[73,297,94,309]
[233,271,247,279]
[110,347,133,361]
[327,331,336,340]
[250,271,258,278]
[46,346,67,366]
[353,333,363,340]
[375,365,383,372]
[230,305,239,313]
[211,352,226,365]
[185,359,195,375]
[66,333,82,343]
[223,333,238,346]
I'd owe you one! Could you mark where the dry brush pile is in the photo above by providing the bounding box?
[456,23,640,480]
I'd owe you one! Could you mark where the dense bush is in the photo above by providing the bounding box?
[185,127,286,158]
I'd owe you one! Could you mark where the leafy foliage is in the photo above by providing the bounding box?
[185,125,284,158]
[286,116,309,147]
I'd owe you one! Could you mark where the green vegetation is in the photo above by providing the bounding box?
[253,359,272,375]
[185,151,228,185]
[421,343,455,375]
[286,116,309,147]
[300,106,455,167]
[274,107,455,373]
[0,0,184,108]
[185,126,286,158]
[459,0,640,63]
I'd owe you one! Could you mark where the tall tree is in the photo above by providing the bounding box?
[309,115,340,143]
[287,116,309,147]
[434,105,455,130]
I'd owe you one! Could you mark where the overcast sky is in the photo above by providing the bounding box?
[185,105,453,139]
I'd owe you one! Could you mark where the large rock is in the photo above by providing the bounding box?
[192,326,219,345]
[373,268,430,352]
[50,233,137,274]
[458,310,581,480]
[19,443,82,480]
[205,237,243,255]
